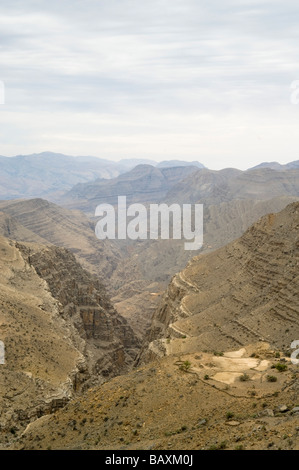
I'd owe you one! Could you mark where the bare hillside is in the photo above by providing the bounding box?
[0,198,121,282]
[143,202,299,359]
[0,236,139,442]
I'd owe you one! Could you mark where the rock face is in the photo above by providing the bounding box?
[17,243,140,380]
[141,202,299,361]
[0,236,87,431]
[0,236,139,433]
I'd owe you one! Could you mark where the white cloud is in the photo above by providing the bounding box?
[1,0,299,168]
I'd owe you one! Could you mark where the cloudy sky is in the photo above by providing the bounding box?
[0,0,299,169]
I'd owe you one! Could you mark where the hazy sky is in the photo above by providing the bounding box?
[1,0,299,169]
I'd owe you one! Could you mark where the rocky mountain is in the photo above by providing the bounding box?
[57,166,299,342]
[142,202,299,359]
[1,183,299,451]
[0,211,47,244]
[3,166,296,349]
[59,164,200,214]
[0,152,123,200]
[8,203,299,450]
[165,168,299,205]
[0,152,207,201]
[114,158,158,171]
[0,198,121,282]
[250,160,299,171]
[157,160,205,169]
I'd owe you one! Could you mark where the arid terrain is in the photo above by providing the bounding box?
[2,0,299,453]
[0,160,298,451]
[9,348,299,450]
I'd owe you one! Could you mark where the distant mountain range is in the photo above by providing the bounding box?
[1,151,298,201]
[59,163,200,212]
[165,167,299,204]
[249,160,299,170]
[156,160,205,169]
[0,152,206,200]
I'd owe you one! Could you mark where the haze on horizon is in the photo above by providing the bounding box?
[0,0,299,170]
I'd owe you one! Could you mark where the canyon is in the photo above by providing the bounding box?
[0,159,298,450]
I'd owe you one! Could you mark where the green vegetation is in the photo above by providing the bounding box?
[179,360,192,372]
[239,373,250,382]
[164,425,188,437]
[267,375,278,382]
[208,441,227,450]
[272,363,287,372]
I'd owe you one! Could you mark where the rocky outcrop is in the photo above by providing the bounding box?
[17,243,140,380]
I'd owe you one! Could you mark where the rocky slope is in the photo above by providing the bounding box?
[59,164,199,214]
[105,196,298,340]
[9,346,299,450]
[55,165,299,342]
[1,203,299,451]
[0,236,139,442]
[0,211,48,244]
[142,202,299,360]
[17,242,140,380]
[165,168,299,205]
[0,198,122,282]
[0,236,86,435]
[1,174,298,347]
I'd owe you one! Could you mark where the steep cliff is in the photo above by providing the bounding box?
[0,236,87,432]
[17,243,140,380]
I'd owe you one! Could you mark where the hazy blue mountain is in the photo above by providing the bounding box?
[116,158,158,171]
[156,160,205,169]
[0,152,207,200]
[249,160,299,170]
[0,152,122,199]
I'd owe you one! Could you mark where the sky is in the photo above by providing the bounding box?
[1,0,299,170]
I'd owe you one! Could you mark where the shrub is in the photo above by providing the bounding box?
[267,375,277,382]
[239,373,250,382]
[180,360,192,372]
[218,441,227,450]
[274,363,287,372]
